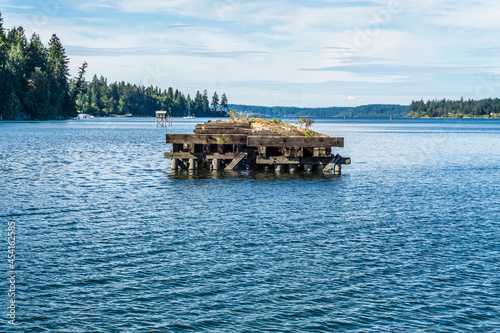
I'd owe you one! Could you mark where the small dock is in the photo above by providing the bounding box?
[156,110,172,127]
[164,119,350,174]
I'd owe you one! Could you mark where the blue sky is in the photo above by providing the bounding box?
[2,0,500,107]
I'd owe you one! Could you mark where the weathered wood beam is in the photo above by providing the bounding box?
[164,152,202,159]
[256,156,300,165]
[323,154,342,172]
[165,152,248,160]
[205,153,241,160]
[166,134,247,145]
[224,152,247,171]
[193,128,253,135]
[177,160,188,171]
[341,157,351,165]
[199,122,251,128]
[247,136,344,147]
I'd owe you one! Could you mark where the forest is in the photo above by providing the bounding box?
[408,98,500,118]
[0,13,87,120]
[76,76,228,117]
[229,104,410,118]
[0,13,228,120]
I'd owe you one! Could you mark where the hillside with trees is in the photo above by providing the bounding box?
[229,104,410,118]
[0,13,228,120]
[0,13,87,120]
[408,98,500,118]
[75,78,228,117]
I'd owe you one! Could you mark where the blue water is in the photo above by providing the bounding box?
[1,118,499,332]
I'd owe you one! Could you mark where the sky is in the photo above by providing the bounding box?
[2,0,500,107]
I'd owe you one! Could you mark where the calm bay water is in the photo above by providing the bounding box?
[1,118,499,332]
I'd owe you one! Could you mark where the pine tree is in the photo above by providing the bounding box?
[0,13,8,118]
[211,91,219,110]
[26,33,47,73]
[47,34,70,118]
[220,93,228,113]
[202,89,210,114]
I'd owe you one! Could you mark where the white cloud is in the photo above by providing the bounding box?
[1,5,34,9]
[2,0,500,106]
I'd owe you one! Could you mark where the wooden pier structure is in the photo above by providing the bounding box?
[156,110,172,127]
[164,120,350,174]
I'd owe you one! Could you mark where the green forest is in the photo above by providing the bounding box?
[0,13,87,120]
[229,104,410,118]
[0,13,228,120]
[76,76,228,117]
[408,98,500,118]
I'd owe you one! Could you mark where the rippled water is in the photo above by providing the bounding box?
[1,118,499,332]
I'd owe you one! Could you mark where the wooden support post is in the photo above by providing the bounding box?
[275,164,283,173]
[289,165,298,173]
[304,164,312,172]
[212,159,220,171]
[188,158,196,170]
[334,164,341,175]
[171,158,178,171]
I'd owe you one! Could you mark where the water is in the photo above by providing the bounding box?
[1,118,499,332]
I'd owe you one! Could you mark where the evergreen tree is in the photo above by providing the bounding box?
[47,34,70,118]
[0,13,9,118]
[211,91,219,110]
[220,93,228,112]
[26,33,47,73]
[4,31,26,119]
[202,89,210,114]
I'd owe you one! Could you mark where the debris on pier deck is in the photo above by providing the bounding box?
[164,118,351,174]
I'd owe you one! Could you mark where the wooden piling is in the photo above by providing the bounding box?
[188,158,196,170]
[334,164,341,175]
[212,159,220,171]
[171,158,178,171]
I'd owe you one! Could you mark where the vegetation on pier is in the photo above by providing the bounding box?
[225,113,322,137]
[408,98,500,118]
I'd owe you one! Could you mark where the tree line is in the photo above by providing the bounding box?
[229,104,410,118]
[76,76,229,117]
[0,13,87,120]
[408,98,500,118]
[0,13,229,120]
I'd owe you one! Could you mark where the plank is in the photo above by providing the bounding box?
[193,128,253,135]
[256,156,300,165]
[205,153,241,160]
[177,159,188,171]
[200,122,251,128]
[247,136,344,147]
[166,134,247,145]
[164,152,203,159]
[225,153,247,170]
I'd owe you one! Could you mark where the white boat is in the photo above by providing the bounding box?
[77,113,94,119]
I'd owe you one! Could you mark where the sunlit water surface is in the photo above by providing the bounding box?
[1,118,499,332]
